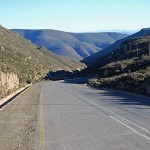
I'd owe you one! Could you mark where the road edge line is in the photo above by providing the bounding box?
[39,90,45,150]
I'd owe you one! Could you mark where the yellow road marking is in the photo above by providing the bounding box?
[40,91,45,150]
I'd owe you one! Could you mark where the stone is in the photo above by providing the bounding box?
[0,46,5,51]
[0,72,19,91]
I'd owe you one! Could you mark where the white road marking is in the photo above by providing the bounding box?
[61,85,150,141]
[109,116,150,141]
[87,99,150,134]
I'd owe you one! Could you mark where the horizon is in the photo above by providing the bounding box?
[11,28,140,34]
[1,0,150,32]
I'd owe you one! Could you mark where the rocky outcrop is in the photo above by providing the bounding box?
[0,72,19,93]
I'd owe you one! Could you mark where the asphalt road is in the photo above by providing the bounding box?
[38,79,150,150]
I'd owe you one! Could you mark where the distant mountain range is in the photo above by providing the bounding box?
[12,29,128,60]
[82,28,150,66]
[95,29,138,35]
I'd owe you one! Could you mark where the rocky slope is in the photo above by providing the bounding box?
[0,25,85,98]
[82,28,150,66]
[87,35,150,96]
[0,72,19,89]
[12,29,128,60]
[0,71,19,99]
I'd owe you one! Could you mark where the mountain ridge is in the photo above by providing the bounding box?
[0,25,85,83]
[12,29,128,60]
[81,28,150,66]
[86,35,150,96]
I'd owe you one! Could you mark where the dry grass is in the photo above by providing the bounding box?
[0,25,85,83]
[88,35,150,96]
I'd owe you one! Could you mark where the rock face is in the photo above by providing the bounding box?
[0,72,19,91]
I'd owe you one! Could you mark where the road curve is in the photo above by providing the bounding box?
[38,80,150,150]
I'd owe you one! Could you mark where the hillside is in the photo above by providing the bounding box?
[0,25,85,98]
[87,35,150,96]
[82,28,150,66]
[12,29,128,60]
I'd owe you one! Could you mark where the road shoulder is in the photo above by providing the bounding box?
[0,83,41,150]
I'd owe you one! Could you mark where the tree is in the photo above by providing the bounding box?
[129,42,132,51]
[124,45,127,51]
[136,43,139,55]
[149,42,150,55]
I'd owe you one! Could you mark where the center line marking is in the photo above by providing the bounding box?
[40,91,45,150]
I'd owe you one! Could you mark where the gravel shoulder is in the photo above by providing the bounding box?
[0,83,41,150]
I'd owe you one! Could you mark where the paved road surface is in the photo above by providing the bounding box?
[38,80,150,150]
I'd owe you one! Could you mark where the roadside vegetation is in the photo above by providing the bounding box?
[88,35,150,96]
[0,25,85,98]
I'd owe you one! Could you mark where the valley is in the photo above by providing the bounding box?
[1,24,150,150]
[12,29,127,60]
[1,1,150,150]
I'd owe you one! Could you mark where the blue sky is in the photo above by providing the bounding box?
[0,0,150,32]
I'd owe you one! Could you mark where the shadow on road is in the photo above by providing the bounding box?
[86,88,150,107]
[64,77,91,84]
[63,78,150,107]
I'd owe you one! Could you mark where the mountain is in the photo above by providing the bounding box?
[96,29,138,35]
[82,28,150,66]
[0,25,86,98]
[12,29,128,61]
[86,35,150,96]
